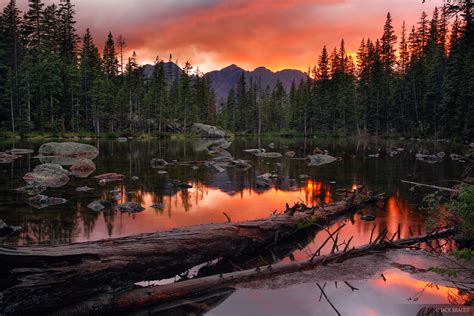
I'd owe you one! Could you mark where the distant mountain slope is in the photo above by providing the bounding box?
[143,63,306,104]
[206,65,306,104]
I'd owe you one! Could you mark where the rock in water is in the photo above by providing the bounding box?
[285,151,296,158]
[38,142,98,165]
[116,202,145,213]
[256,152,283,158]
[151,203,164,209]
[70,159,96,178]
[190,123,230,138]
[87,200,111,212]
[306,154,338,167]
[360,214,376,221]
[76,186,94,193]
[27,195,68,209]
[23,164,71,188]
[6,149,34,155]
[94,173,125,185]
[16,182,47,196]
[150,159,168,169]
[0,152,20,164]
[232,159,252,171]
[416,153,443,164]
[243,149,265,155]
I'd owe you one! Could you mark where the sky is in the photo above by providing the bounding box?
[14,0,441,73]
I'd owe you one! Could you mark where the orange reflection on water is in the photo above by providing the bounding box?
[75,180,333,243]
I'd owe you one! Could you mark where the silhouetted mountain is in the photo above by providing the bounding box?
[142,61,182,82]
[143,63,306,103]
[206,65,306,104]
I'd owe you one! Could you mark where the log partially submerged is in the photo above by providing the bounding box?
[0,187,378,315]
[59,229,456,315]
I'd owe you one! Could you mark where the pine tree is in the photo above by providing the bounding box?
[22,0,44,50]
[399,21,410,73]
[102,32,119,78]
[381,12,397,72]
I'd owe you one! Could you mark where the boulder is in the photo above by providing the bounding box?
[256,152,283,158]
[231,159,252,171]
[87,200,111,212]
[94,173,125,185]
[306,154,338,167]
[190,123,230,138]
[38,142,98,166]
[470,143,474,148]
[116,202,145,213]
[16,182,47,196]
[192,138,232,153]
[268,143,275,149]
[285,151,296,158]
[117,137,128,142]
[27,195,68,209]
[70,159,96,178]
[23,164,70,188]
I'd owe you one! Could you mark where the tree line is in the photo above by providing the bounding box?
[219,3,473,139]
[0,1,472,139]
[0,0,216,136]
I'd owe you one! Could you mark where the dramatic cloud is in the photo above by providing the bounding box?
[14,0,440,72]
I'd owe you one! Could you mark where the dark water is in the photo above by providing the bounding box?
[0,137,469,314]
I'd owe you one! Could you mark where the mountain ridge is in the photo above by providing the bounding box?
[143,62,306,104]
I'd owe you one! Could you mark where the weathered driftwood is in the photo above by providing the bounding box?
[58,229,456,315]
[0,188,377,315]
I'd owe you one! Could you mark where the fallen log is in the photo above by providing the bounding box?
[0,187,378,315]
[401,179,460,193]
[72,229,454,315]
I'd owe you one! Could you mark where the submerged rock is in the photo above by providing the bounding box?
[369,153,380,158]
[76,186,94,193]
[206,161,226,173]
[116,202,145,213]
[256,152,283,158]
[231,159,252,171]
[87,200,112,212]
[94,173,125,185]
[157,170,168,175]
[192,138,232,153]
[27,195,68,209]
[151,203,164,209]
[243,148,265,155]
[0,152,20,164]
[0,219,21,237]
[23,164,71,188]
[190,123,230,138]
[117,137,128,142]
[38,142,98,165]
[171,180,193,189]
[360,214,376,221]
[16,182,47,196]
[416,153,443,164]
[150,158,168,169]
[306,154,338,167]
[70,159,96,178]
[7,149,34,155]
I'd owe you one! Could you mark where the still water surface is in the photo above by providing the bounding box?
[0,137,468,314]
